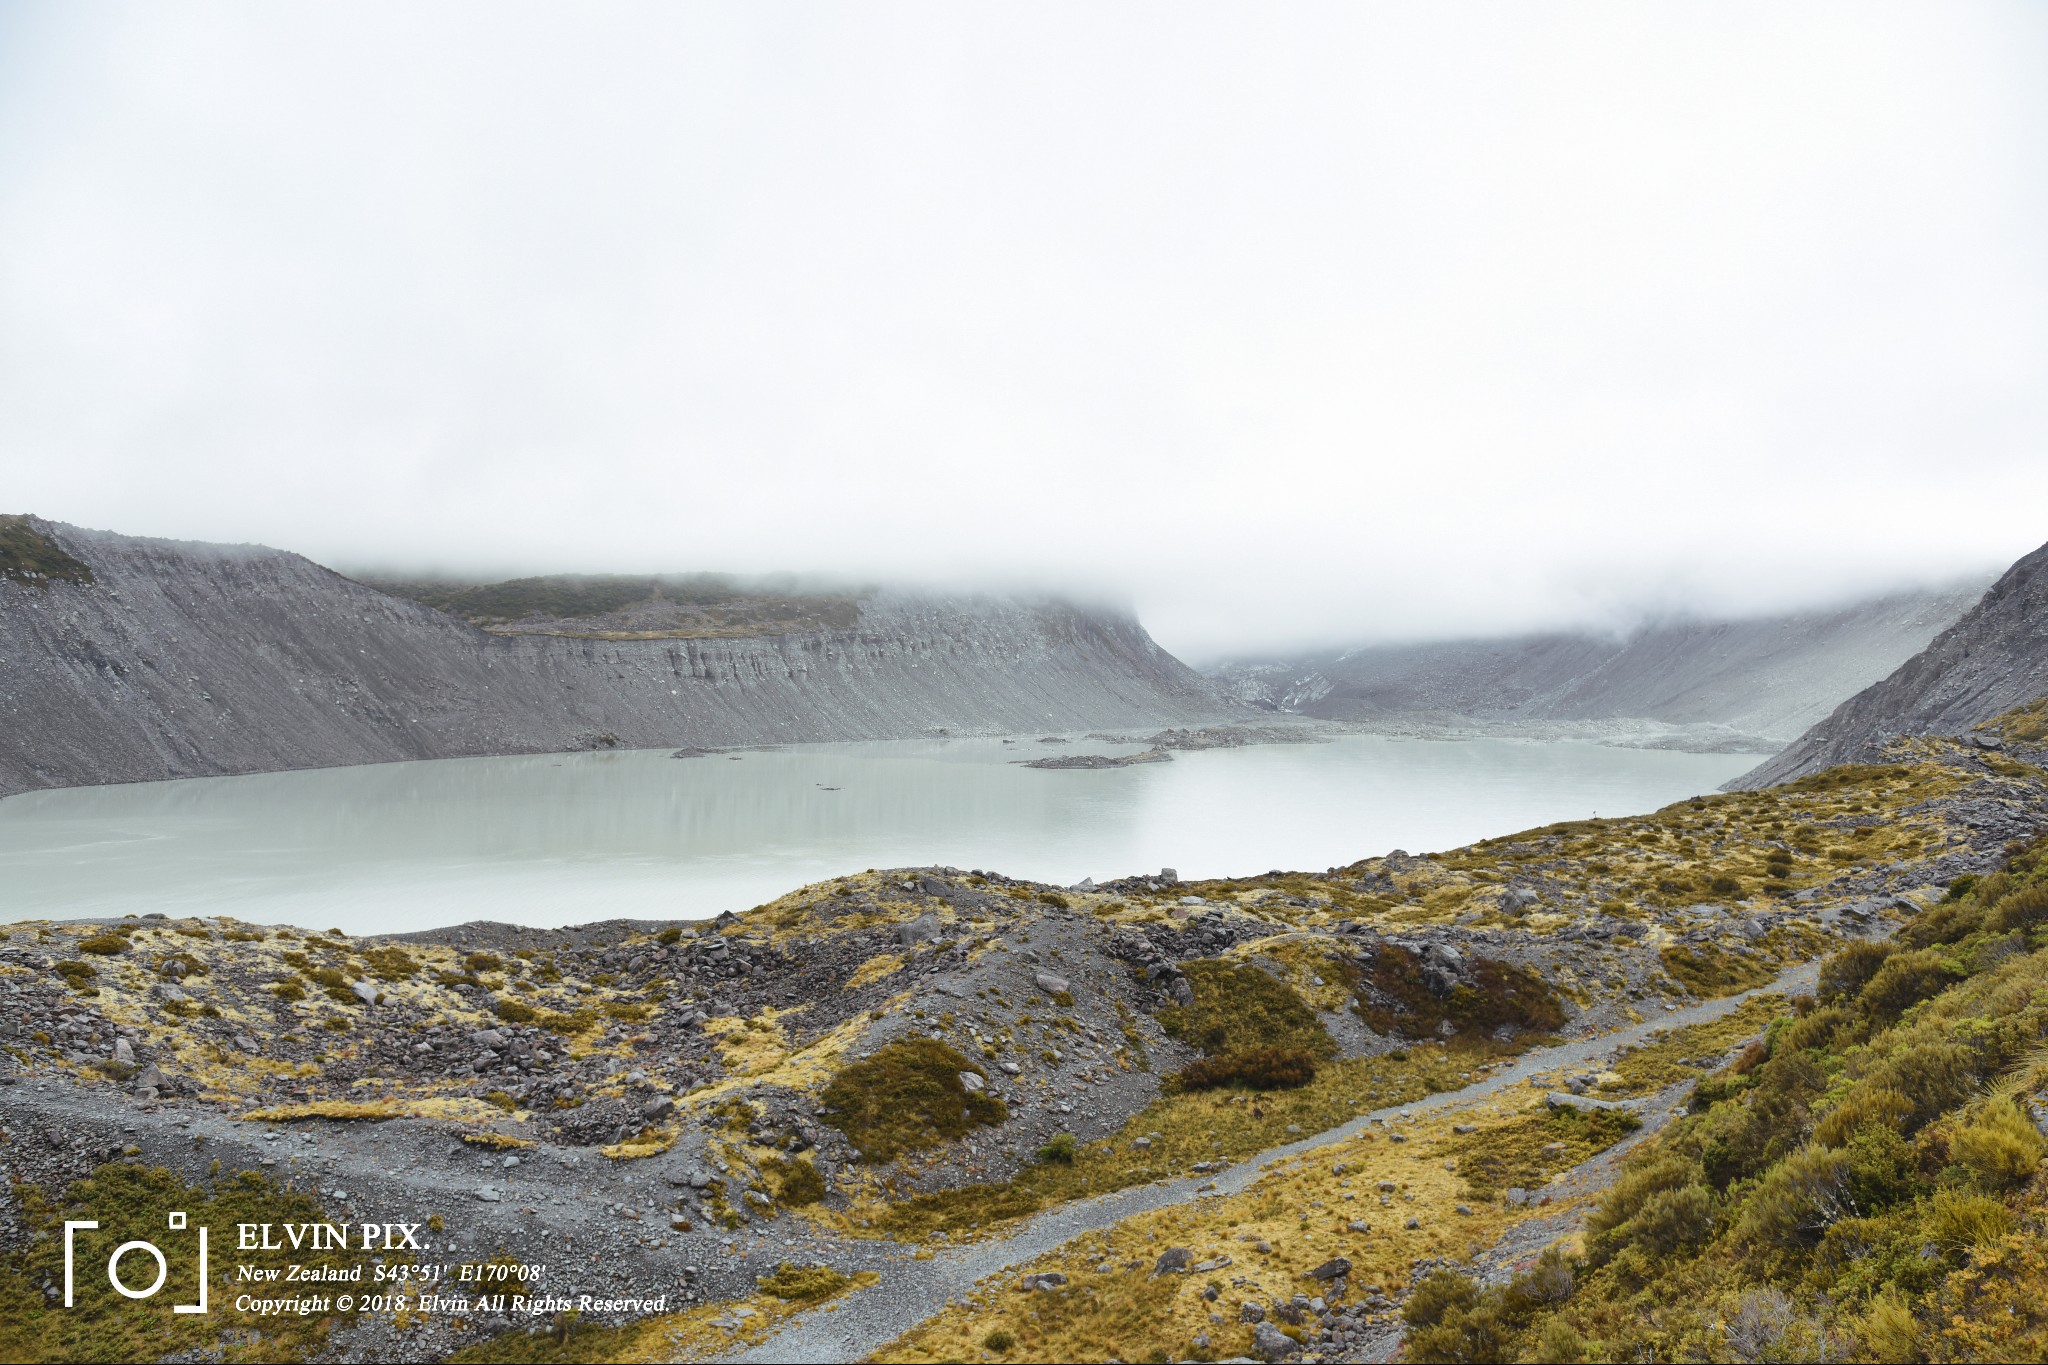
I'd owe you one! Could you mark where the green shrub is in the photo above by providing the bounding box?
[1923,1186,2013,1250]
[1163,1045,1319,1094]
[1819,940,1893,1003]
[757,1262,850,1300]
[362,946,418,980]
[1813,1085,1914,1147]
[818,1038,1006,1163]
[1661,943,1776,997]
[1733,1145,1849,1249]
[761,1156,826,1207]
[1158,960,1334,1057]
[983,1328,1016,1352]
[1950,1099,2047,1190]
[1876,1041,1977,1127]
[1403,1270,1479,1328]
[1857,949,1953,1022]
[77,934,128,956]
[1585,1153,1709,1265]
[1037,1133,1078,1164]
[495,996,537,1023]
[1352,944,1565,1038]
[1990,880,2048,933]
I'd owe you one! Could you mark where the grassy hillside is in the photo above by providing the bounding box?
[1407,835,2048,1363]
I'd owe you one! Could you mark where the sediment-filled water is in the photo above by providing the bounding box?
[0,735,1755,934]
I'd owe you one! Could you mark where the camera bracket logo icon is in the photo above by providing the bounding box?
[64,1213,210,1314]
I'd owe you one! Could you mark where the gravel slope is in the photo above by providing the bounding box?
[0,517,1226,798]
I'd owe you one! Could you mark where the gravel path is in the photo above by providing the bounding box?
[719,961,1818,1364]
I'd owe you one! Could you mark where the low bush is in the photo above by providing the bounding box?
[760,1156,826,1207]
[362,946,418,980]
[757,1262,850,1301]
[1354,944,1566,1038]
[1037,1133,1078,1164]
[1819,940,1893,1003]
[1157,960,1334,1057]
[1857,949,1953,1022]
[818,1038,1006,1163]
[1949,1099,2047,1190]
[1162,1045,1319,1094]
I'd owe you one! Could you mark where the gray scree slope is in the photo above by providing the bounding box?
[1734,537,2048,788]
[1214,581,1988,741]
[0,518,1225,798]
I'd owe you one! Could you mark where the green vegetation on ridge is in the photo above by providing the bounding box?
[0,514,92,587]
[1403,833,2048,1364]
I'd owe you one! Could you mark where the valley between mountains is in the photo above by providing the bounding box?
[5,518,2048,1363]
[4,719,2045,1363]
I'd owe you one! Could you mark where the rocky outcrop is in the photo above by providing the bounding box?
[0,518,1225,797]
[1732,539,2048,787]
[1213,582,1988,743]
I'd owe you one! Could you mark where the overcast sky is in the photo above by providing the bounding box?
[1,3,2043,661]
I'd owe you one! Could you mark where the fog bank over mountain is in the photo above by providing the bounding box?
[0,4,2042,660]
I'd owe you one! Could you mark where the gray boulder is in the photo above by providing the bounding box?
[894,914,944,946]
[1252,1320,1297,1361]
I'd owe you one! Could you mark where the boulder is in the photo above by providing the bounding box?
[1017,1272,1067,1292]
[894,914,944,946]
[1151,1246,1192,1276]
[1308,1256,1351,1282]
[1252,1320,1296,1361]
[1034,971,1071,996]
[351,980,380,1007]
[958,1071,986,1093]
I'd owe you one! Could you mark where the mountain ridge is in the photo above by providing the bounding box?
[1211,581,1990,746]
[1733,536,2048,786]
[0,517,1227,799]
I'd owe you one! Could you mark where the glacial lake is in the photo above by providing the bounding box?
[0,735,1757,936]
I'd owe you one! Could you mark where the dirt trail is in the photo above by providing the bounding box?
[718,961,1818,1364]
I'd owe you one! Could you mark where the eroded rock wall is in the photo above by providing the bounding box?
[0,519,1224,797]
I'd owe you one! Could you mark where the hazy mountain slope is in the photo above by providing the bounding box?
[1214,583,1986,742]
[0,518,1224,798]
[1734,538,2048,787]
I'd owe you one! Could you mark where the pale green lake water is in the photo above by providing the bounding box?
[0,735,1756,935]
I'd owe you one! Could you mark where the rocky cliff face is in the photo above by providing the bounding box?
[1732,539,2048,787]
[0,519,1224,798]
[1213,583,1987,744]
